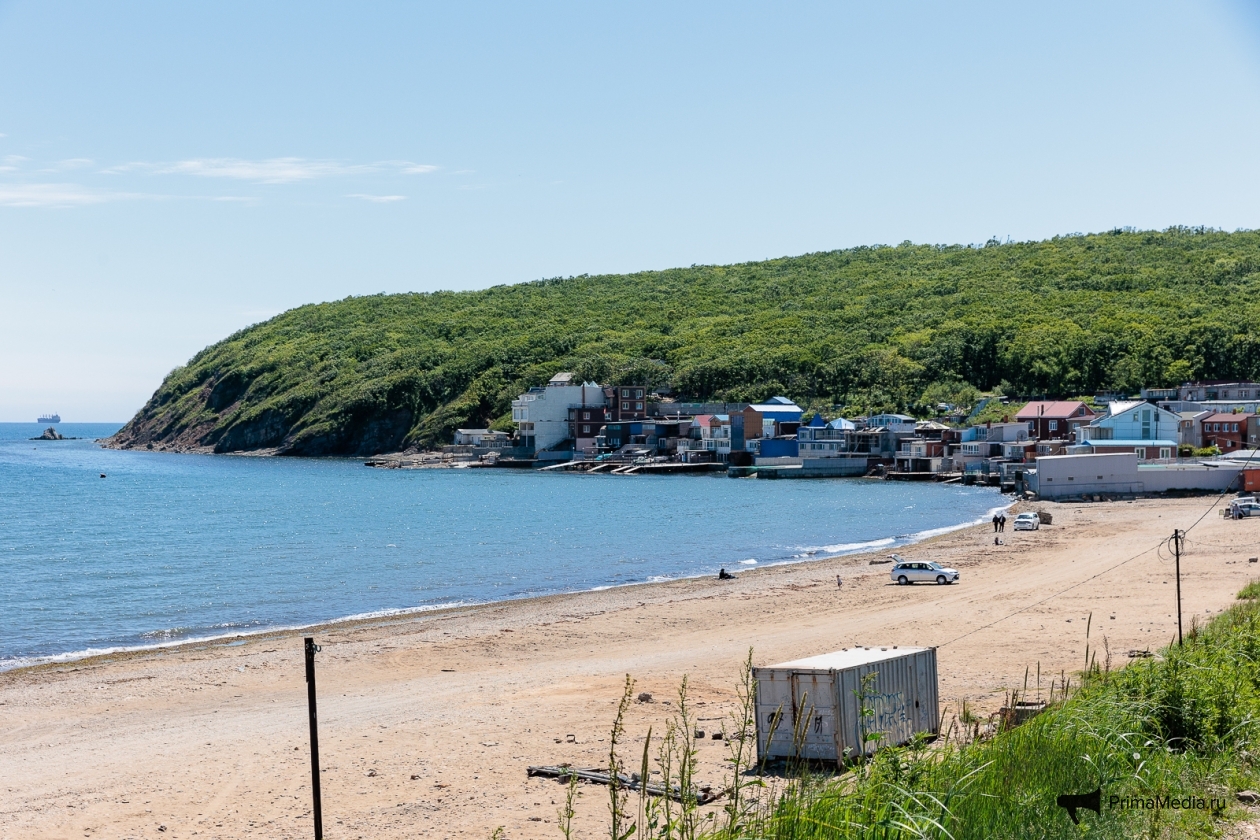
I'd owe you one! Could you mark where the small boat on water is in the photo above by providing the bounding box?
[37,413,61,424]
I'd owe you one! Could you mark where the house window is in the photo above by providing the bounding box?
[622,389,631,398]
[635,402,644,410]
[1049,419,1058,431]
[1135,447,1146,459]
[583,411,591,420]
[622,402,630,410]
[635,389,643,398]
[1232,423,1239,432]
[1160,448,1171,459]
[582,425,591,434]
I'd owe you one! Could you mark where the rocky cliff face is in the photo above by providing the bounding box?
[107,395,418,456]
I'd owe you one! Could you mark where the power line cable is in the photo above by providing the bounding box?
[940,444,1259,648]
[938,542,1160,648]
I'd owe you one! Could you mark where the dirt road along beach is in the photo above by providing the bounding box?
[1,496,1256,839]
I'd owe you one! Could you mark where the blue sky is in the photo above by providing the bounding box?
[2,1,1259,421]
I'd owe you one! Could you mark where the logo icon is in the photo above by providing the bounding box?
[1056,788,1101,824]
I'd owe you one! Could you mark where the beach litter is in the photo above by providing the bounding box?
[526,765,725,804]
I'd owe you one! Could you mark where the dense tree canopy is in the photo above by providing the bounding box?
[112,227,1260,455]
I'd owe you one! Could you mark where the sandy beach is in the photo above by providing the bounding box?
[2,495,1257,840]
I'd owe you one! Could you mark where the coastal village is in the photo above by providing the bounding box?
[370,372,1260,503]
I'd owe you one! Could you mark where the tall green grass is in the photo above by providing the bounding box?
[579,589,1260,839]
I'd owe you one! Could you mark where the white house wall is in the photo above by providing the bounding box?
[1031,453,1243,499]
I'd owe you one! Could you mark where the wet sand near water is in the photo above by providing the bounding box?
[1,496,1255,839]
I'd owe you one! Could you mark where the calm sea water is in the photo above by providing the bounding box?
[0,422,1003,669]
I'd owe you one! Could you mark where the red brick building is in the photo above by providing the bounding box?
[1200,412,1255,452]
[1015,401,1096,442]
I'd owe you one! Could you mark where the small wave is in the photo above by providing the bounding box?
[0,601,472,673]
[332,602,471,623]
[803,537,896,557]
[739,559,757,565]
[898,503,1014,543]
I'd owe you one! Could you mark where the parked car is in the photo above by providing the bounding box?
[891,560,960,585]
[1013,512,1041,531]
[1231,501,1260,519]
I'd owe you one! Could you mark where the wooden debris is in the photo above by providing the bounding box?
[526,765,725,805]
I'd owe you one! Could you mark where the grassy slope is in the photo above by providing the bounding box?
[111,227,1260,455]
[711,595,1260,839]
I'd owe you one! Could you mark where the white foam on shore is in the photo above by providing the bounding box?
[798,537,897,558]
[900,502,1014,543]
[0,601,472,673]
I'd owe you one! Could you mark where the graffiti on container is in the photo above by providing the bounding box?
[867,691,908,731]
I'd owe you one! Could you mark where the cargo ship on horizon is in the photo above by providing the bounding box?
[37,413,60,424]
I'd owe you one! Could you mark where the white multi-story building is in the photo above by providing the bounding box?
[1079,400,1181,443]
[511,373,607,454]
[694,414,732,456]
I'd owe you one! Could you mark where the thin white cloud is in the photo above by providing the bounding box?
[53,158,94,171]
[347,193,407,203]
[0,183,143,208]
[109,157,440,184]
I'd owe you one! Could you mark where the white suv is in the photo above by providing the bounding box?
[1013,512,1041,531]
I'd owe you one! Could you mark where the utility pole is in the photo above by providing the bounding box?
[304,637,323,840]
[1173,530,1183,646]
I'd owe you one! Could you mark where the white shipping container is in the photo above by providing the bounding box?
[753,646,939,766]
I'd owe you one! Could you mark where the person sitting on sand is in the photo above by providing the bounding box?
[718,568,735,580]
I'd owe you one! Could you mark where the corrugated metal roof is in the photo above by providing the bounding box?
[1015,400,1092,420]
[1082,439,1177,447]
[768,646,932,671]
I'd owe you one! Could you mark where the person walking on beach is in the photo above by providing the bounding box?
[999,512,1007,532]
[993,513,1000,532]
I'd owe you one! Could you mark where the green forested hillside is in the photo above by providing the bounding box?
[111,227,1260,455]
